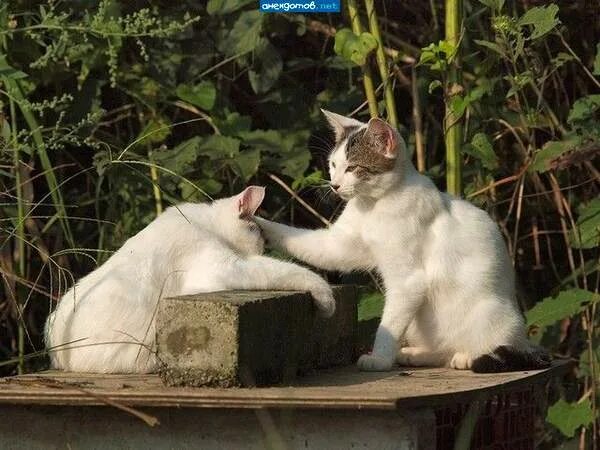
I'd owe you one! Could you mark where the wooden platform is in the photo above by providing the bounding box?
[0,361,569,411]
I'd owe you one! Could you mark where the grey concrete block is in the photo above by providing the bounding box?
[156,286,357,387]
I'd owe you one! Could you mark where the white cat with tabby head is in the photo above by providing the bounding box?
[257,110,550,372]
[46,187,335,373]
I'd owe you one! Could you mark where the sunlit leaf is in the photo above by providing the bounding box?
[176,81,216,110]
[358,292,384,322]
[547,399,593,438]
[518,4,560,40]
[526,289,596,328]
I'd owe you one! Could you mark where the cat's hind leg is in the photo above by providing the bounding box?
[397,347,450,367]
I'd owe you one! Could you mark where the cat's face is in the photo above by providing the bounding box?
[323,110,403,201]
[218,186,266,255]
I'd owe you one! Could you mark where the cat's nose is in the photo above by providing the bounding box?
[330,183,340,191]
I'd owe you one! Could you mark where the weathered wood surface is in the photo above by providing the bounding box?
[0,360,569,410]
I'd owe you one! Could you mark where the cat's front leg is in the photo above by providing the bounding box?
[358,271,426,371]
[255,217,373,272]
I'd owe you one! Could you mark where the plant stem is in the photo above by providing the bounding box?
[347,0,378,118]
[9,96,25,375]
[364,0,398,127]
[444,0,463,196]
[411,67,426,172]
[148,148,163,216]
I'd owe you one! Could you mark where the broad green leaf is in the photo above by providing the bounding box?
[176,81,216,110]
[248,40,283,94]
[280,150,311,179]
[547,399,593,438]
[570,198,600,249]
[222,11,264,56]
[197,135,240,159]
[567,94,600,124]
[358,292,384,322]
[334,28,378,66]
[526,288,596,328]
[593,43,600,76]
[518,5,560,40]
[529,137,580,173]
[465,133,497,170]
[154,137,201,173]
[233,148,261,181]
[206,0,254,15]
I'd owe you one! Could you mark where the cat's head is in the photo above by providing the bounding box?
[215,186,266,255]
[322,110,406,201]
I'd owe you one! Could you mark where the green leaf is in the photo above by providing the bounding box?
[136,118,171,146]
[334,28,378,66]
[206,0,254,15]
[233,148,261,181]
[593,43,600,76]
[222,11,264,56]
[547,399,593,438]
[526,288,597,328]
[176,81,216,110]
[570,199,600,249]
[529,137,580,173]
[154,137,201,173]
[464,133,497,170]
[0,54,28,80]
[567,94,600,124]
[217,112,252,136]
[197,135,240,159]
[292,170,325,190]
[358,292,384,322]
[248,40,283,94]
[518,4,560,40]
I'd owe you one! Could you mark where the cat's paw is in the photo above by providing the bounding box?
[449,352,472,370]
[310,287,336,318]
[357,353,394,371]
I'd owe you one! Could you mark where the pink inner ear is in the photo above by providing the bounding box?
[238,186,265,216]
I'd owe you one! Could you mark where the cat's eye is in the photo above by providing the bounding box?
[331,161,336,168]
[345,165,358,172]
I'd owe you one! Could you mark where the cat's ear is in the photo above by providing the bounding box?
[237,186,265,216]
[365,118,399,159]
[321,109,364,143]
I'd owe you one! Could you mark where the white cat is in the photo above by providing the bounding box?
[45,186,335,373]
[257,110,550,372]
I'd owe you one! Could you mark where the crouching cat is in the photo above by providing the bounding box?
[45,187,335,373]
[257,110,551,373]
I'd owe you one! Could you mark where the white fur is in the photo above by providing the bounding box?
[258,113,531,372]
[45,188,335,373]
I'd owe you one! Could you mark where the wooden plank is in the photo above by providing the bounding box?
[0,361,570,411]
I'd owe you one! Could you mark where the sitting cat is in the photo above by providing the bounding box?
[257,110,551,373]
[45,186,335,373]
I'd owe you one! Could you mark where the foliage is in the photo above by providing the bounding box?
[0,1,599,446]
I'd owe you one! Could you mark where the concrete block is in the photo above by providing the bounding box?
[156,286,357,387]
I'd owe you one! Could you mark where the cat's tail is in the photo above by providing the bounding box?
[471,345,552,373]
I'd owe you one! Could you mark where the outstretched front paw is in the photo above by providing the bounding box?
[311,287,336,318]
[357,353,394,371]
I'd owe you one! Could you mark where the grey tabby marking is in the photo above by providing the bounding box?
[344,128,396,178]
